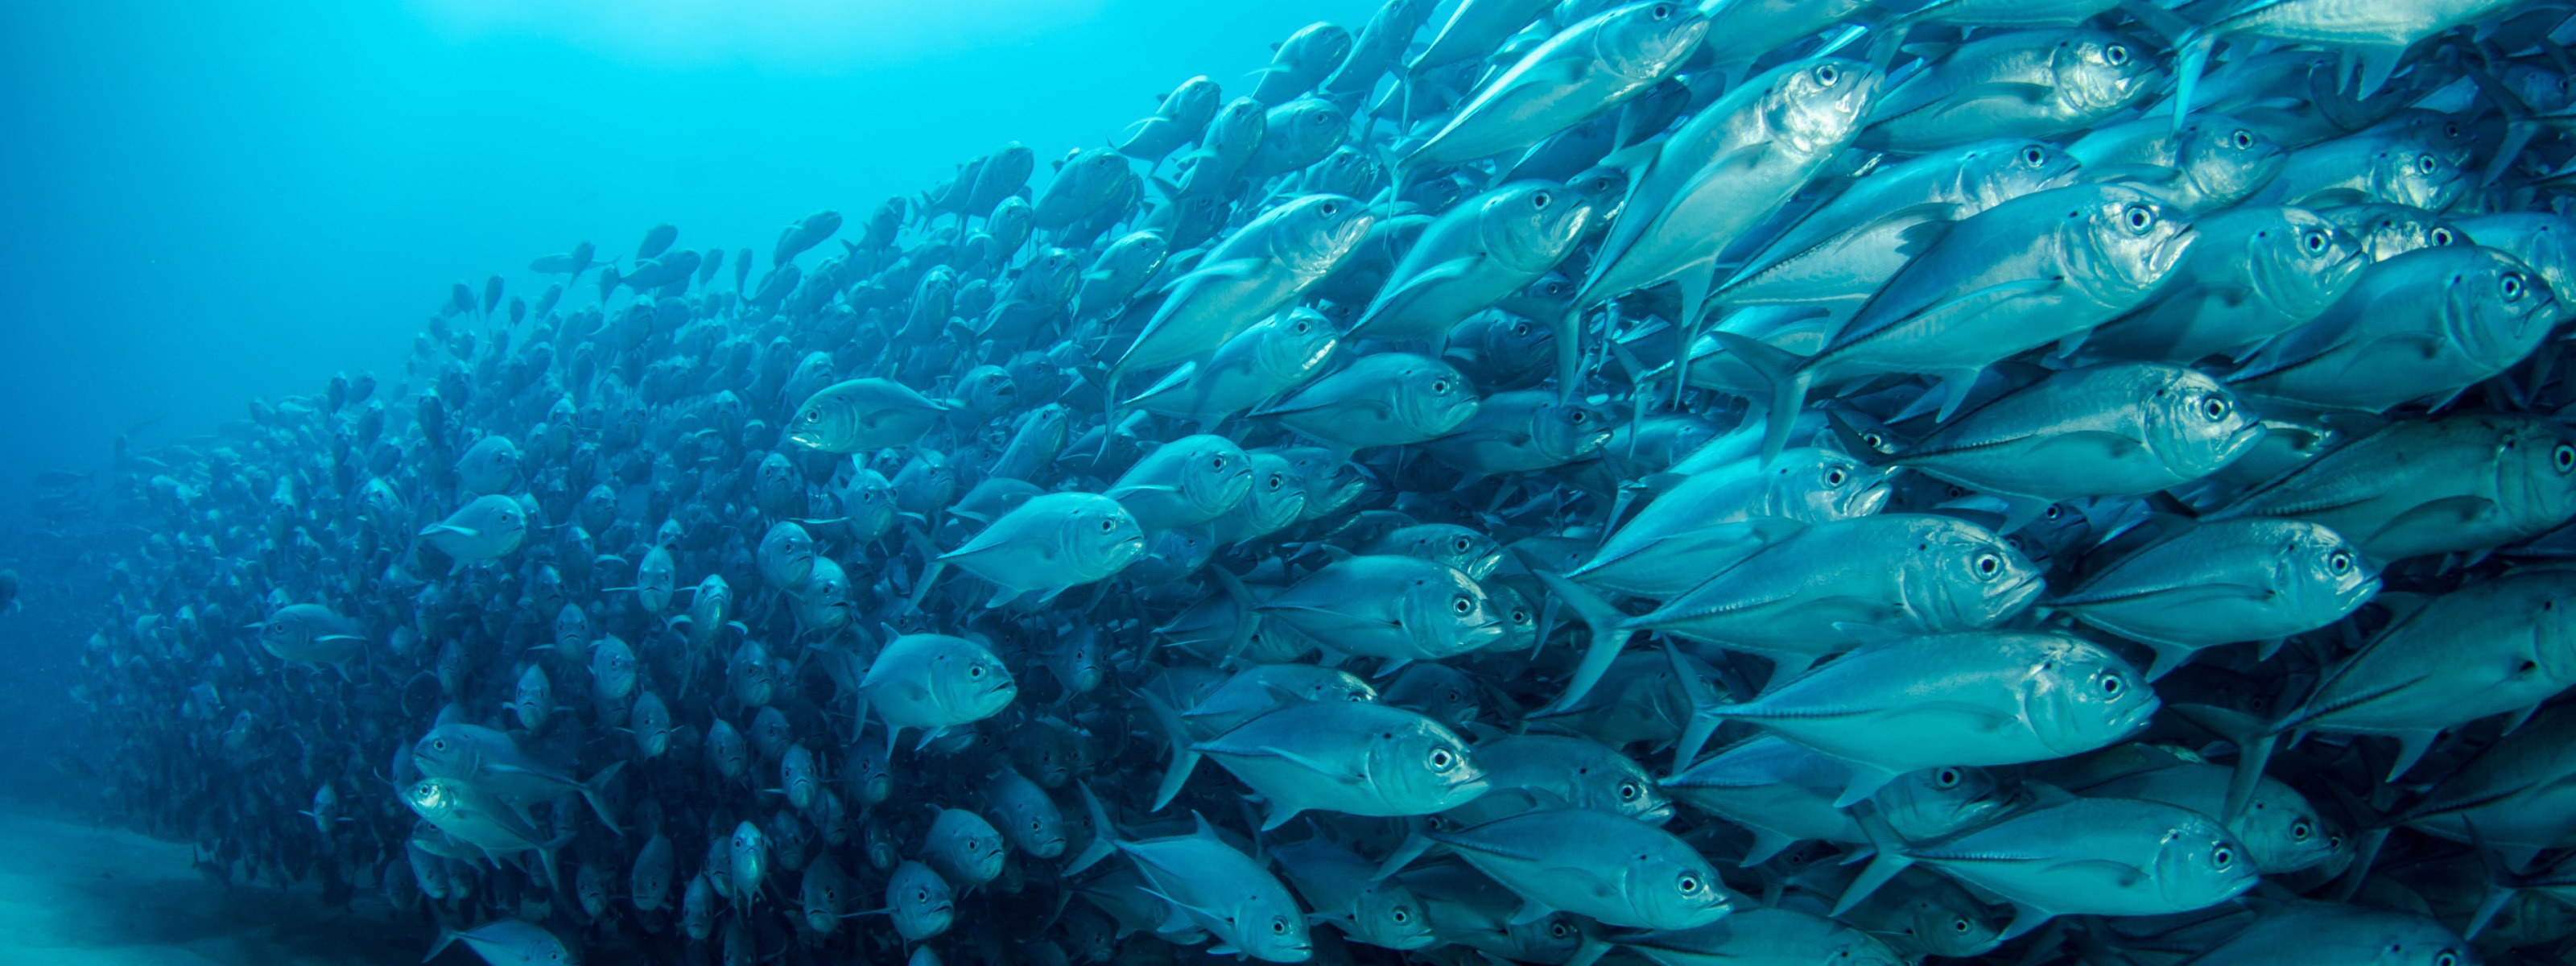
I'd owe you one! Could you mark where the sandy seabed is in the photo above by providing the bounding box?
[0,810,426,965]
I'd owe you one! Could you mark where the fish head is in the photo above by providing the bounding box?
[401,777,459,822]
[1874,765,2017,843]
[1774,448,1893,522]
[1396,357,1482,439]
[1398,559,1508,658]
[2076,184,2196,298]
[2251,208,2369,323]
[1599,1,1710,83]
[2494,417,2576,537]
[842,469,898,541]
[2149,812,2260,909]
[1376,714,1490,811]
[1281,192,1377,274]
[2053,31,2161,116]
[1768,57,1882,155]
[890,862,955,939]
[2176,115,2286,208]
[2143,365,2264,478]
[931,640,1018,722]
[2448,251,2556,366]
[1352,878,1439,949]
[2027,634,2158,755]
[2373,141,2466,212]
[1505,912,1594,962]
[1538,396,1623,465]
[1241,452,1311,530]
[1633,848,1730,930]
[2285,522,2379,617]
[1480,580,1540,654]
[1484,181,1599,275]
[1066,497,1150,573]
[1560,163,1633,231]
[1965,140,2084,210]
[1174,436,1257,517]
[758,522,818,590]
[2236,779,2344,873]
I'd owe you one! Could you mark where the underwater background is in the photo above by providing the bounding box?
[6,0,2576,964]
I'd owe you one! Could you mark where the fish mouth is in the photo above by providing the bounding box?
[785,431,826,449]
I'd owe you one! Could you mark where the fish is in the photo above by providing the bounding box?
[1115,815,1313,962]
[1837,793,2259,940]
[785,379,950,453]
[935,492,1147,606]
[2227,245,2558,413]
[1184,700,1487,828]
[1706,631,2159,804]
[1401,2,1709,171]
[1413,807,1731,931]
[2046,516,2379,680]
[53,7,2576,966]
[1726,183,2198,460]
[860,633,1018,751]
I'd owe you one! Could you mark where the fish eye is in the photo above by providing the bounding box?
[2328,551,2351,573]
[2304,230,2329,254]
[1935,767,1961,788]
[1272,918,1290,935]
[2557,444,2574,473]
[1451,596,1473,615]
[2503,274,2526,300]
[1550,923,1573,939]
[2417,155,2437,175]
[801,408,820,423]
[1430,379,1451,394]
[1814,64,1839,85]
[2021,146,2046,166]
[1825,467,1847,487]
[2232,130,2253,149]
[1678,874,1701,894]
[2431,227,2455,246]
[2211,844,2234,868]
[1319,200,1340,216]
[1618,782,1641,801]
[2102,675,2124,696]
[1452,536,1472,552]
[2201,397,2230,421]
[1209,455,1227,470]
[968,665,984,679]
[2108,43,2131,64]
[1649,2,1674,18]
[1531,191,1552,210]
[2124,205,2154,232]
[2291,819,2312,840]
[1391,908,1410,923]
[1570,409,1587,423]
[1099,518,1117,531]
[1293,320,1311,332]
[1955,918,1973,933]
[1975,553,2001,578]
[1428,748,1455,770]
[2436,953,2458,966]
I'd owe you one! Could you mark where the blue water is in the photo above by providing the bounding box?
[0,0,1363,807]
[0,0,1368,523]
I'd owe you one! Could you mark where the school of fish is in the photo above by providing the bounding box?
[23,0,2576,964]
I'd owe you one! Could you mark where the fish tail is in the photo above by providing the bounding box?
[1832,811,1913,917]
[1135,689,1199,811]
[2170,30,2211,136]
[1530,571,1629,716]
[1704,331,1808,466]
[2168,702,2278,824]
[580,760,628,834]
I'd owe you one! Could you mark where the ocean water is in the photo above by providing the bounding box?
[6,2,2576,964]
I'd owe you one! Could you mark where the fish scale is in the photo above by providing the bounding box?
[34,3,2576,964]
